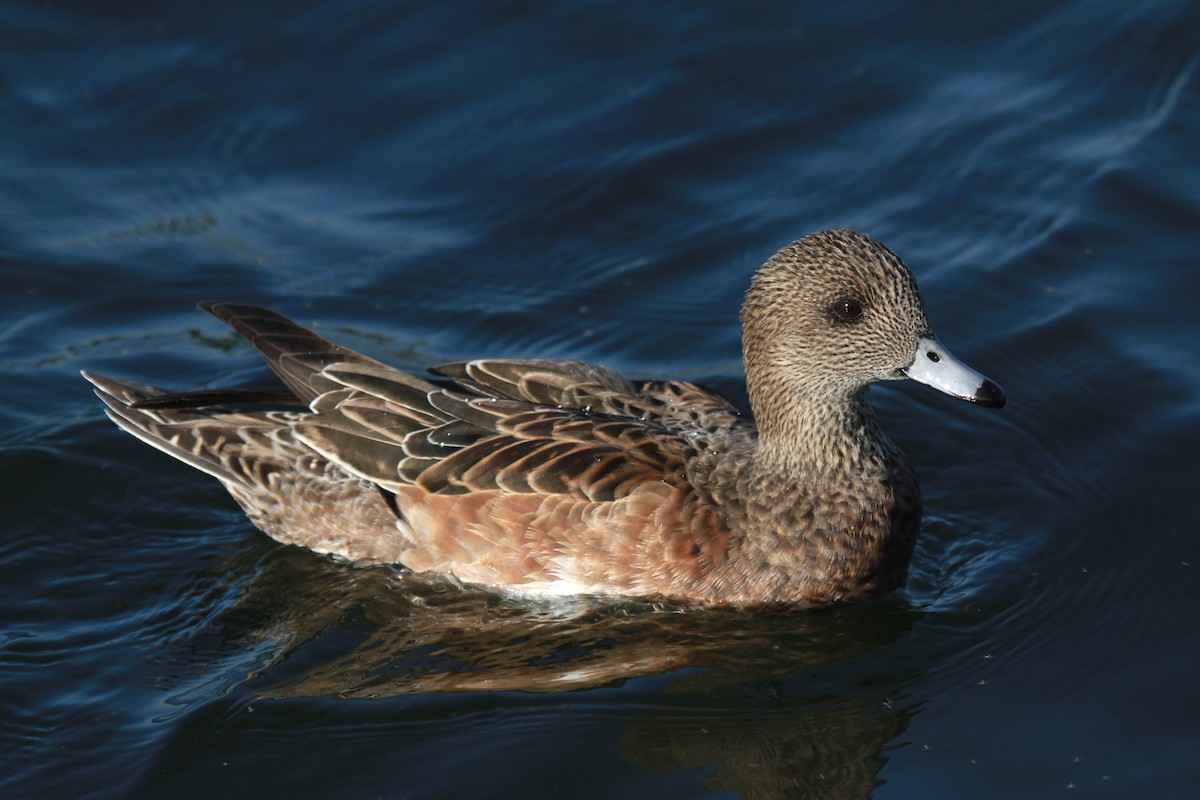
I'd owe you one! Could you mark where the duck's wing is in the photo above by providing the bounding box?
[305,357,755,502]
[146,306,728,503]
[90,305,746,509]
[292,374,700,503]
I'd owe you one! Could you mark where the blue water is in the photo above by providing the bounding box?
[3,0,1199,797]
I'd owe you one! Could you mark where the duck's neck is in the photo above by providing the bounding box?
[747,375,890,480]
[715,374,918,606]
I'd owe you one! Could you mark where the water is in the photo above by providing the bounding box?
[3,0,1198,797]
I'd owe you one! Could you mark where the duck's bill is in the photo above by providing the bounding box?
[903,336,1005,408]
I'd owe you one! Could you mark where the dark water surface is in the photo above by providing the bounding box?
[4,0,1199,797]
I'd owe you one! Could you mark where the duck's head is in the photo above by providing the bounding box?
[741,229,1005,416]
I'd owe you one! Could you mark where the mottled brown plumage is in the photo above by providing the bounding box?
[84,229,1004,607]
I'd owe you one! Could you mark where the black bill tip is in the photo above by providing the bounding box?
[973,378,1006,409]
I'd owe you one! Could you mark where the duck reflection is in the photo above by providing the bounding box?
[215,546,920,798]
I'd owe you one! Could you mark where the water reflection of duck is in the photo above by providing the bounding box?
[85,229,1003,606]
[199,551,920,697]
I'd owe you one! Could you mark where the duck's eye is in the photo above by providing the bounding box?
[833,298,864,321]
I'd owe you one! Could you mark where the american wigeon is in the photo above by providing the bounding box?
[84,229,1004,606]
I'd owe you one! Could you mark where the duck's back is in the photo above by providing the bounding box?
[86,305,772,601]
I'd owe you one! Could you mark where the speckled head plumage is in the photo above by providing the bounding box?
[742,229,934,402]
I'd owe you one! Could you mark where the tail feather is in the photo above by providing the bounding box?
[83,370,263,487]
[197,303,436,405]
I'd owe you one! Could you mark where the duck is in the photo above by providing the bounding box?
[83,229,1004,607]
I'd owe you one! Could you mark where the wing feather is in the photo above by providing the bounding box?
[100,307,750,513]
